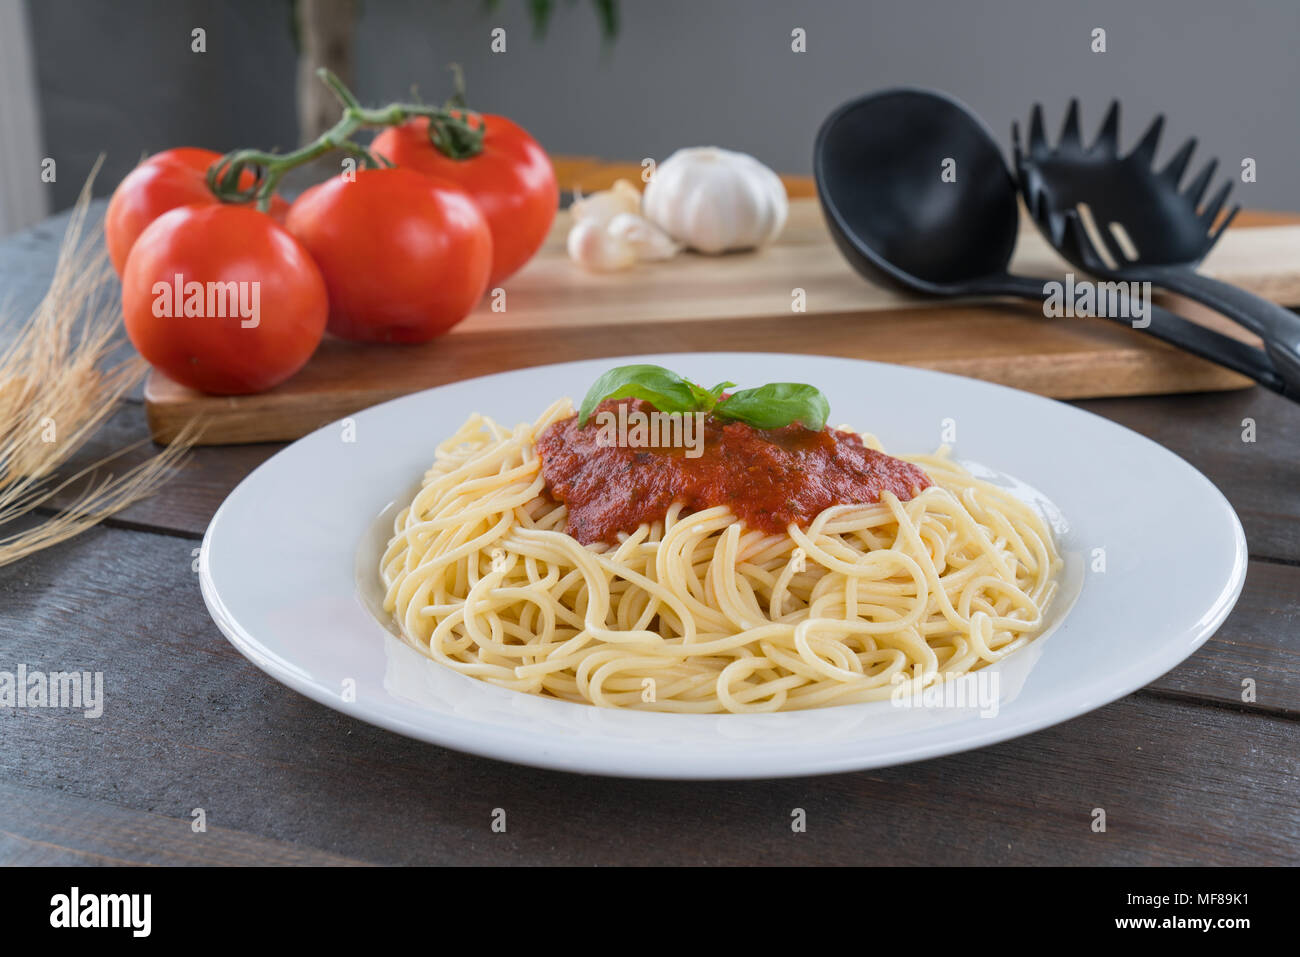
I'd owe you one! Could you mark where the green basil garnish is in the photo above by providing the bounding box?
[715,382,830,431]
[576,364,829,431]
[577,365,701,425]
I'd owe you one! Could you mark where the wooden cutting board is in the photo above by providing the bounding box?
[144,198,1300,445]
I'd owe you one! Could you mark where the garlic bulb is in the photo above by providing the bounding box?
[642,147,788,254]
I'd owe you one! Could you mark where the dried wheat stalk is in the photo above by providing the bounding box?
[0,161,196,568]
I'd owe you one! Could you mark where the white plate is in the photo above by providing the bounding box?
[200,354,1247,779]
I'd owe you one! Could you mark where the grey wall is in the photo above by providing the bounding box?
[26,0,298,213]
[23,0,1300,217]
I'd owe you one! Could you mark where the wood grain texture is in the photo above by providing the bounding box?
[1144,560,1300,716]
[38,401,283,538]
[144,199,1300,445]
[8,690,1295,866]
[0,781,368,866]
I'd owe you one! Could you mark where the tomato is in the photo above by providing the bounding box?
[105,148,289,275]
[371,114,557,285]
[285,168,493,343]
[121,205,328,395]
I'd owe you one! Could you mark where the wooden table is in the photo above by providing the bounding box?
[1,196,1297,867]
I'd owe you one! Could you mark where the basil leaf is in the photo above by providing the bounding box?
[577,364,702,425]
[714,382,830,431]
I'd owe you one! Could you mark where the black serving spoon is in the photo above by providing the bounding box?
[1015,100,1300,399]
[814,88,1284,389]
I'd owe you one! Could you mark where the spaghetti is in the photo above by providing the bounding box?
[380,399,1061,714]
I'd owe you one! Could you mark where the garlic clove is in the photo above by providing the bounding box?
[567,218,638,272]
[606,212,682,261]
[569,179,642,227]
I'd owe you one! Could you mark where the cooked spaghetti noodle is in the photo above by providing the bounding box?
[380,399,1061,714]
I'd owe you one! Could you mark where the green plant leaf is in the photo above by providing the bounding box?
[714,383,830,431]
[528,0,554,38]
[577,364,702,425]
[591,0,619,40]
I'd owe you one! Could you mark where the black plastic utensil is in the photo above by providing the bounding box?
[1015,100,1300,398]
[813,88,1284,389]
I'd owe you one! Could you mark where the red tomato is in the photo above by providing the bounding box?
[371,114,557,285]
[105,148,289,275]
[121,205,328,394]
[285,168,493,343]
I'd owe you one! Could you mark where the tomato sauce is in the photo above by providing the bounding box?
[536,399,932,545]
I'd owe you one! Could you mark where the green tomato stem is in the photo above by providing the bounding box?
[205,68,485,211]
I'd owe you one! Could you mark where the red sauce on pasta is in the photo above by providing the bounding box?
[536,399,932,545]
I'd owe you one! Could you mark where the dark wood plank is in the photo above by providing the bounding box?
[42,400,283,540]
[1076,385,1300,564]
[0,202,142,399]
[1,522,1296,865]
[0,781,368,866]
[0,207,91,338]
[1146,560,1300,715]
